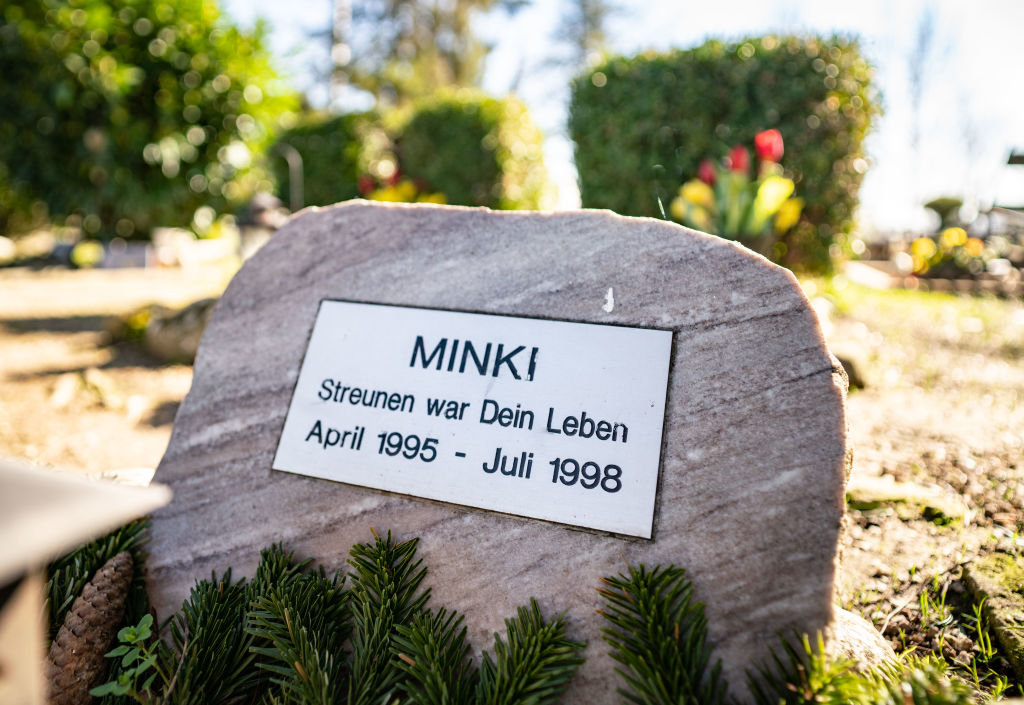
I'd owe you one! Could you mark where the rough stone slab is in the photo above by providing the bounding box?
[148,200,848,700]
[964,554,1024,680]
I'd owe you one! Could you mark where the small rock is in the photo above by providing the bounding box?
[142,298,218,364]
[826,606,897,671]
[49,373,79,409]
[83,367,123,409]
[846,474,971,525]
[834,354,867,390]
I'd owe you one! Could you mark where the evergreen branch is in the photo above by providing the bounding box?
[45,517,151,642]
[248,544,314,598]
[393,608,479,705]
[347,530,432,705]
[247,569,351,705]
[746,633,867,705]
[598,564,726,705]
[476,598,585,705]
[245,544,319,703]
[162,569,260,705]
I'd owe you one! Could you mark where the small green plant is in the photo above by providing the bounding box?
[89,614,166,703]
[870,656,974,705]
[749,633,869,705]
[919,577,953,630]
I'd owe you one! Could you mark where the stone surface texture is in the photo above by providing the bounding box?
[149,201,849,700]
[964,555,1024,680]
[825,607,896,671]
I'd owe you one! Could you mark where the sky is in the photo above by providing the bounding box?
[223,0,1024,234]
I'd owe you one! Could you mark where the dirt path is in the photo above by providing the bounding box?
[0,266,231,473]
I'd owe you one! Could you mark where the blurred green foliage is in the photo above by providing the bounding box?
[271,111,378,208]
[0,0,297,240]
[396,90,551,210]
[569,35,879,273]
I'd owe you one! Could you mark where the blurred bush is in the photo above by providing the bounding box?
[569,35,878,273]
[271,111,378,208]
[0,0,297,240]
[395,90,552,210]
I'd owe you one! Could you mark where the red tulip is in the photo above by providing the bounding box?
[727,144,749,173]
[357,174,375,195]
[754,128,784,162]
[697,158,717,185]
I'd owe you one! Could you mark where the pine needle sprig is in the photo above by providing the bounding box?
[245,544,322,703]
[347,530,432,705]
[747,633,868,705]
[393,607,479,705]
[45,517,151,642]
[162,569,260,705]
[598,564,727,705]
[247,569,351,705]
[248,543,314,597]
[476,598,585,705]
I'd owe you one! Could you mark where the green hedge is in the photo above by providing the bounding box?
[395,90,551,210]
[0,0,296,240]
[569,36,878,272]
[271,111,375,208]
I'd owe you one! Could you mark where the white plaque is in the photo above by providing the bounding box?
[273,301,673,538]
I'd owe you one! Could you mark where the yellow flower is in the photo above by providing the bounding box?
[939,227,967,250]
[369,185,401,202]
[669,197,712,232]
[70,240,105,268]
[744,175,794,233]
[417,192,446,204]
[773,197,804,233]
[911,237,937,259]
[397,179,417,202]
[679,179,715,210]
[687,205,713,232]
[369,178,419,202]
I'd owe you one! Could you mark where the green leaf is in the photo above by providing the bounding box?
[89,681,120,697]
[142,670,158,693]
[137,612,154,635]
[105,644,130,658]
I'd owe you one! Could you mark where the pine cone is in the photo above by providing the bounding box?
[46,550,134,705]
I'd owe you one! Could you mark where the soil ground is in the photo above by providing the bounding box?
[2,266,1023,697]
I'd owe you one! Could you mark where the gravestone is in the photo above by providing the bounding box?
[148,200,849,699]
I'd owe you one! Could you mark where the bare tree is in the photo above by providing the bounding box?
[332,0,528,107]
[555,0,614,71]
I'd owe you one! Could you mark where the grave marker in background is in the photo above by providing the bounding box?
[148,201,849,700]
